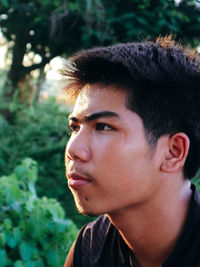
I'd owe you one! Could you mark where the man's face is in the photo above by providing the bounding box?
[65,84,163,216]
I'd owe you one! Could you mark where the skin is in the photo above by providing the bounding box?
[65,83,192,267]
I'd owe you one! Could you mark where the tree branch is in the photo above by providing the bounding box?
[22,57,52,75]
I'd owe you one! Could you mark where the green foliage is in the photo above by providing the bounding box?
[0,158,78,266]
[0,96,92,227]
[1,0,200,93]
[102,0,200,45]
[0,0,84,89]
[0,97,67,196]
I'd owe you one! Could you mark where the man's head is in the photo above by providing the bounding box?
[63,36,200,181]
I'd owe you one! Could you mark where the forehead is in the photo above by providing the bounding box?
[72,84,127,117]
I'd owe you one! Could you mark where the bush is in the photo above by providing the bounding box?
[0,97,92,227]
[0,158,78,267]
[0,97,68,197]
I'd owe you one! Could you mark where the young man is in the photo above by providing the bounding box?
[63,36,200,267]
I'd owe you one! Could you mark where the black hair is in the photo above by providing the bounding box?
[62,36,200,179]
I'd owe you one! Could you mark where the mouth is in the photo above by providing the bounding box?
[67,172,92,189]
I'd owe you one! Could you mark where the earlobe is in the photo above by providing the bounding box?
[160,133,190,173]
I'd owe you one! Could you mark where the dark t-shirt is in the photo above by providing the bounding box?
[73,184,200,266]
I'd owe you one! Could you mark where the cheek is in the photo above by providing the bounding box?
[64,145,68,165]
[101,147,153,186]
[92,135,119,158]
[64,145,72,172]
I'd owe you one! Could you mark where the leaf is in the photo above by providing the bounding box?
[13,227,23,243]
[26,218,48,240]
[14,166,27,181]
[25,195,36,212]
[47,201,65,220]
[46,250,60,266]
[22,158,38,184]
[24,261,36,267]
[0,249,7,267]
[3,218,12,229]
[30,259,44,267]
[19,242,36,262]
[11,201,22,213]
[27,183,36,196]
[136,16,148,25]
[0,177,24,205]
[2,0,8,8]
[5,233,17,248]
[14,260,24,267]
[23,260,44,267]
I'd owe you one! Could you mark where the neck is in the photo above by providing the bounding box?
[107,179,192,267]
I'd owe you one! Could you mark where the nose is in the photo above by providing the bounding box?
[66,129,91,162]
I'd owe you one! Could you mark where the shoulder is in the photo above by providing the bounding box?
[76,214,113,253]
[191,183,200,221]
[64,241,76,267]
[164,184,200,266]
[182,184,200,263]
[73,215,117,267]
[64,218,113,267]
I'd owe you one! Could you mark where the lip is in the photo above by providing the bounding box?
[67,172,91,189]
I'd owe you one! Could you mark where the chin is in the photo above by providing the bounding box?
[78,209,100,217]
[74,197,105,217]
[75,203,103,217]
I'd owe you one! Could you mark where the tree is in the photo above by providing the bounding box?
[0,0,200,100]
[101,0,200,45]
[0,0,84,99]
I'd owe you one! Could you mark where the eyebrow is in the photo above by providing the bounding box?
[68,111,120,123]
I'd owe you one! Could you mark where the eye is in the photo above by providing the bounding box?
[95,123,114,131]
[68,123,79,135]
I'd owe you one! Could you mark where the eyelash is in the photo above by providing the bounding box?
[68,123,115,134]
[95,123,113,131]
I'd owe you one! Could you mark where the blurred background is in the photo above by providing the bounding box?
[0,0,200,266]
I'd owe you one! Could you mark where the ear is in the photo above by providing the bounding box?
[160,133,190,173]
